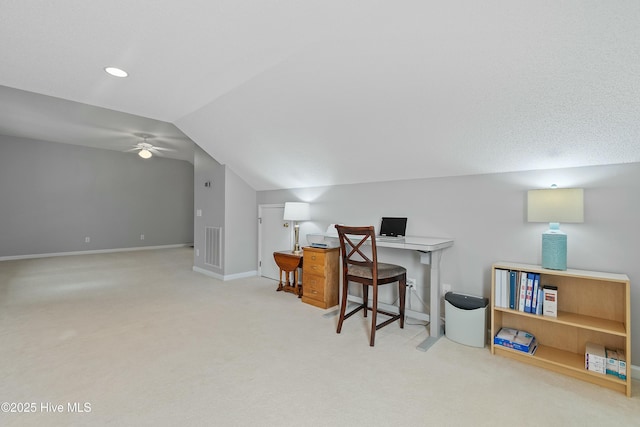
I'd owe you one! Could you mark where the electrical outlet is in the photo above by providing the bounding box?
[196,249,200,257]
[442,283,452,294]
[140,234,145,240]
[407,278,417,287]
[84,237,90,243]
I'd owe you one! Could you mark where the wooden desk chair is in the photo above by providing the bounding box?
[335,225,406,346]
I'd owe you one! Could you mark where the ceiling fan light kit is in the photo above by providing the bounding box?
[138,149,152,159]
[127,134,175,159]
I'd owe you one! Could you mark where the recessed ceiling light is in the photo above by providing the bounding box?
[104,67,128,78]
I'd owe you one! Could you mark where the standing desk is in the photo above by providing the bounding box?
[307,234,454,351]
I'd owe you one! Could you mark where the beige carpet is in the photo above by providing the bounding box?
[1,247,639,426]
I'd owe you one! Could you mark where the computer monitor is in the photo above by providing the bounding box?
[379,217,407,237]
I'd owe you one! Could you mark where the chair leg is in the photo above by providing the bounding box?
[336,278,350,334]
[362,284,368,318]
[399,276,406,329]
[370,284,378,346]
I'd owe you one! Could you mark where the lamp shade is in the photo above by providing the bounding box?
[283,202,310,221]
[527,188,584,223]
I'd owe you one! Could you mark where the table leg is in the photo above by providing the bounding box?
[277,268,284,291]
[428,250,443,338]
[294,268,302,297]
[416,249,445,352]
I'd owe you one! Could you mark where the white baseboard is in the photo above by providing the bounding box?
[193,266,224,280]
[631,364,639,380]
[224,270,258,281]
[192,266,257,282]
[0,243,193,262]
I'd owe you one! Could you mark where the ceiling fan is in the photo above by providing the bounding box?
[126,134,175,159]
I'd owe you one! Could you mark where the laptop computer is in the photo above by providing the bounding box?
[378,217,407,240]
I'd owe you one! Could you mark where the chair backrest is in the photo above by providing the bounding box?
[335,225,378,275]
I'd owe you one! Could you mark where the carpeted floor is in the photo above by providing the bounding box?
[1,247,639,426]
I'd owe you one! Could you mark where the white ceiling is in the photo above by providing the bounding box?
[1,1,640,190]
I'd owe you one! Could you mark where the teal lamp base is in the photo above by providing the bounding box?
[541,223,567,270]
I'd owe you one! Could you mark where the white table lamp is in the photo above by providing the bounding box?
[283,202,310,254]
[527,187,584,270]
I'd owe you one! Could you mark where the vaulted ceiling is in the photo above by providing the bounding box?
[2,1,639,190]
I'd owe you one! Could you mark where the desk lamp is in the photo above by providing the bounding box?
[527,187,584,270]
[283,202,310,255]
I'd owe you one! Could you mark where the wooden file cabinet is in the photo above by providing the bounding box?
[302,247,339,309]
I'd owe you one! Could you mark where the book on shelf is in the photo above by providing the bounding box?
[606,349,619,377]
[618,349,627,380]
[585,342,606,374]
[494,327,538,354]
[542,286,558,317]
[601,348,628,380]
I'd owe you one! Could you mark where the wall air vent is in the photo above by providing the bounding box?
[205,226,222,268]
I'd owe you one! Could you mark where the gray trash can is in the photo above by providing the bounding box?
[444,292,489,348]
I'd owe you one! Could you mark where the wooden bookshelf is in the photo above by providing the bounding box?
[491,262,631,397]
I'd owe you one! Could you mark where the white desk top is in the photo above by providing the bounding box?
[307,233,453,252]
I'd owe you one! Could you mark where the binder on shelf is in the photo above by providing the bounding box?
[495,268,511,308]
[501,269,508,308]
[509,271,517,309]
[531,273,540,314]
[524,273,535,313]
[494,269,502,308]
[518,271,527,311]
[535,286,544,315]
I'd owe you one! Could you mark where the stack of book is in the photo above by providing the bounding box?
[493,327,538,355]
[586,342,627,379]
[494,269,550,315]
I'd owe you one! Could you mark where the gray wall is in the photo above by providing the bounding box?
[224,166,258,276]
[193,145,226,274]
[0,135,194,257]
[258,162,640,365]
[193,146,257,278]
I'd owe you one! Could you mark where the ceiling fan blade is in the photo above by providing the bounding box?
[151,146,175,152]
[125,147,141,152]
